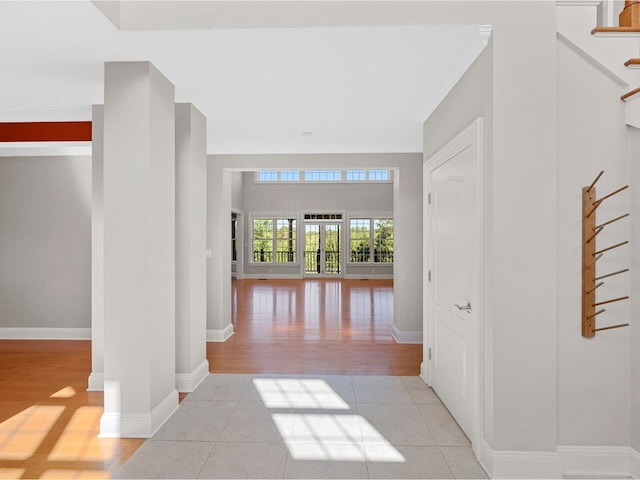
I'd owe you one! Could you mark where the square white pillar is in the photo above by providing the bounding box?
[175,103,209,391]
[100,61,178,438]
[88,104,105,391]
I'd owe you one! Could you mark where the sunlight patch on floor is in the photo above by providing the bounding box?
[40,469,111,479]
[0,405,65,460]
[256,377,405,463]
[253,378,351,409]
[272,413,405,463]
[48,406,116,462]
[50,386,76,399]
[0,468,24,479]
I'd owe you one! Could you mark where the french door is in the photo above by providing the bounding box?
[304,223,342,276]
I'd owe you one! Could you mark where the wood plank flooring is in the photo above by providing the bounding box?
[0,278,421,478]
[210,278,422,375]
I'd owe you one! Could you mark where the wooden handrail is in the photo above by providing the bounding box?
[621,86,640,101]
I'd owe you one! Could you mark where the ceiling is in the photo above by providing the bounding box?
[0,1,487,154]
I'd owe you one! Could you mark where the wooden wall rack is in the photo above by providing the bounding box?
[582,171,631,337]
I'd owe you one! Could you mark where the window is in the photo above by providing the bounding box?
[252,217,297,263]
[304,170,342,181]
[368,169,390,181]
[280,170,300,181]
[346,170,366,181]
[349,218,393,263]
[257,170,278,182]
[231,213,238,262]
[349,219,371,262]
[256,170,301,182]
[373,219,394,262]
[346,169,390,181]
[256,169,390,183]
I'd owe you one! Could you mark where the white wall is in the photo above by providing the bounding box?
[630,126,640,455]
[556,38,631,447]
[240,172,393,278]
[423,3,559,468]
[423,40,494,446]
[231,171,244,211]
[0,155,91,333]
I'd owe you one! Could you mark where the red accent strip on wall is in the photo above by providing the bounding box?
[0,122,92,142]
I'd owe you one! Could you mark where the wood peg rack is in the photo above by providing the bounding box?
[582,170,631,337]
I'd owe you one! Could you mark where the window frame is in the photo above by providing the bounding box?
[347,214,394,265]
[249,213,300,265]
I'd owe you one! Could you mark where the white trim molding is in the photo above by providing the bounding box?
[100,389,179,438]
[343,274,393,280]
[0,327,91,340]
[242,273,302,280]
[87,372,104,392]
[175,360,210,393]
[630,447,640,478]
[558,445,633,478]
[480,441,562,479]
[207,324,234,342]
[391,325,423,344]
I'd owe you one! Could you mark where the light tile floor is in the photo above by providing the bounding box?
[113,375,488,479]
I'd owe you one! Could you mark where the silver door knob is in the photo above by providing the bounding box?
[454,302,472,313]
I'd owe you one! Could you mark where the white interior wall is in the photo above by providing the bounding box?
[629,126,640,456]
[556,38,631,447]
[0,155,91,335]
[231,171,244,211]
[423,41,494,447]
[423,3,559,474]
[240,172,393,278]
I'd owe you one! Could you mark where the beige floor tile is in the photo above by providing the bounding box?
[416,404,470,446]
[440,446,487,479]
[112,440,214,479]
[357,402,436,446]
[198,442,287,479]
[366,445,454,479]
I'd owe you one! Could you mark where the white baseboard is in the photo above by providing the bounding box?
[558,445,632,478]
[99,389,179,438]
[478,440,494,478]
[630,448,640,478]
[242,273,302,279]
[0,327,91,340]
[343,274,394,280]
[87,372,104,391]
[391,325,423,344]
[175,359,209,392]
[207,324,234,342]
[480,440,562,479]
[420,361,427,384]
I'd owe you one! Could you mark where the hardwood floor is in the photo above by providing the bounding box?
[209,278,422,375]
[0,278,421,478]
[0,340,143,479]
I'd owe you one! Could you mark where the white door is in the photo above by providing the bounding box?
[424,119,482,449]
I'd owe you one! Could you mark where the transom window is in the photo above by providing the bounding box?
[252,217,297,263]
[349,218,393,263]
[255,169,392,183]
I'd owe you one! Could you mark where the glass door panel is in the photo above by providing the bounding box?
[304,222,342,276]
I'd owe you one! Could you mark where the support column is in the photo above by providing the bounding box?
[206,161,234,341]
[175,103,209,391]
[100,61,178,438]
[88,105,104,391]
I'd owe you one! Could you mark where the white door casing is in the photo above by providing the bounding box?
[424,118,483,457]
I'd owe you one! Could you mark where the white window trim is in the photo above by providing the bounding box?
[249,212,300,265]
[346,212,394,265]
